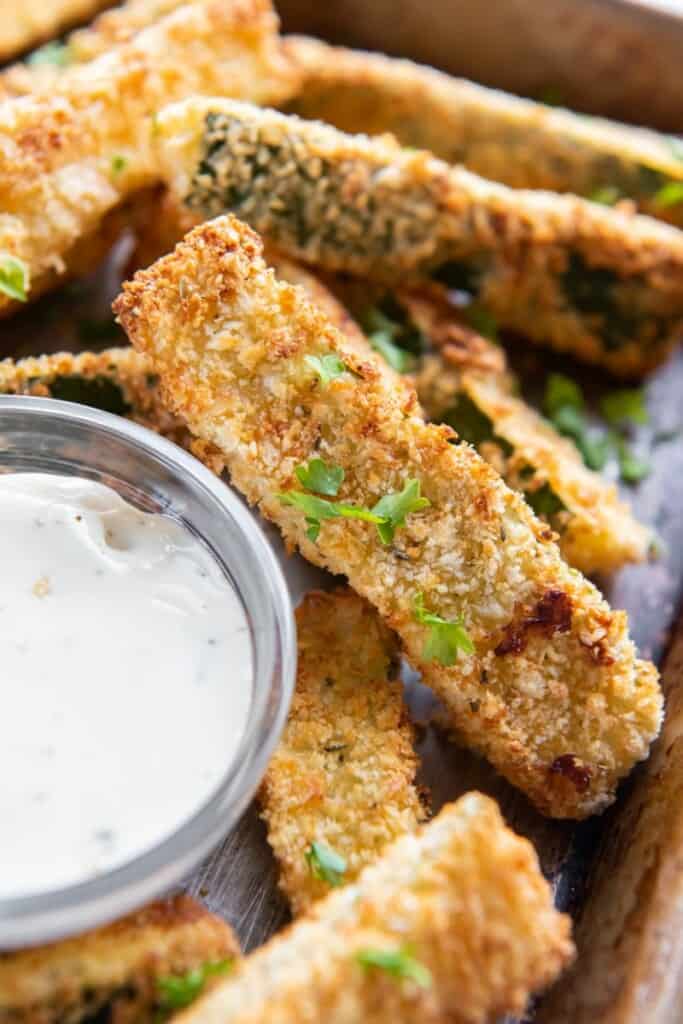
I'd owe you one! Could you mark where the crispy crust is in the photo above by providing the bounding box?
[155,98,683,376]
[261,588,428,916]
[173,797,573,1024]
[114,215,663,818]
[284,36,683,228]
[0,0,299,314]
[0,1,110,64]
[0,895,239,1024]
[539,613,683,1023]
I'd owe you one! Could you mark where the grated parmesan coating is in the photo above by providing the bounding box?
[284,35,683,228]
[114,215,663,818]
[0,0,299,314]
[155,98,683,376]
[173,796,573,1024]
[0,895,239,1024]
[261,588,428,916]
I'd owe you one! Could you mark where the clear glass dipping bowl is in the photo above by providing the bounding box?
[0,396,296,949]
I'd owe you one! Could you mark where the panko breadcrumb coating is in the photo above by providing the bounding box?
[154,98,683,376]
[0,0,187,98]
[172,797,573,1024]
[0,0,110,64]
[538,613,683,1023]
[114,215,663,818]
[285,36,683,228]
[261,588,428,916]
[0,0,299,314]
[0,895,239,1024]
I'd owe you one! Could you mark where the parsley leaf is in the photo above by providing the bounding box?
[544,373,584,417]
[111,154,128,175]
[0,254,28,302]
[295,458,344,496]
[27,40,71,67]
[362,305,420,372]
[356,946,432,988]
[305,353,348,385]
[611,433,651,485]
[589,186,622,206]
[413,592,474,666]
[305,841,347,886]
[654,181,683,209]
[157,959,234,1012]
[370,330,415,372]
[278,491,383,543]
[371,478,430,544]
[599,388,648,427]
[543,374,610,470]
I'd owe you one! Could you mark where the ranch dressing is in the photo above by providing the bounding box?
[0,472,252,898]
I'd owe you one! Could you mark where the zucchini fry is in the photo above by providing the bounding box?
[539,610,683,1023]
[261,588,427,917]
[169,797,573,1024]
[0,1,110,64]
[154,99,683,377]
[0,0,187,98]
[284,36,683,228]
[114,215,663,818]
[0,895,239,1024]
[0,0,299,315]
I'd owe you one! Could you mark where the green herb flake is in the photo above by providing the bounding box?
[0,254,28,302]
[295,458,344,497]
[111,154,128,175]
[304,353,348,386]
[599,388,648,426]
[157,959,234,1012]
[543,374,609,470]
[543,373,584,417]
[356,946,432,988]
[370,330,415,372]
[362,304,421,372]
[27,40,71,67]
[371,478,430,544]
[654,181,683,209]
[305,841,347,886]
[611,434,651,485]
[589,185,622,206]
[277,490,383,543]
[413,592,474,666]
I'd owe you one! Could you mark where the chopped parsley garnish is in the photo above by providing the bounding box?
[305,353,348,386]
[544,373,583,417]
[278,478,429,544]
[654,181,683,209]
[611,433,651,484]
[413,592,474,666]
[362,302,423,373]
[356,946,432,988]
[0,254,28,302]
[370,330,414,372]
[543,374,609,470]
[27,40,71,67]
[589,186,622,206]
[305,841,347,886]
[111,154,128,175]
[157,959,234,1012]
[599,388,648,427]
[296,458,344,496]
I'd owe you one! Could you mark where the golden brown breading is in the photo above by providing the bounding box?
[114,215,663,818]
[0,895,239,1024]
[284,35,683,228]
[0,0,187,98]
[261,588,427,916]
[0,0,110,64]
[154,98,683,376]
[0,0,299,315]
[538,611,683,1023]
[172,797,573,1024]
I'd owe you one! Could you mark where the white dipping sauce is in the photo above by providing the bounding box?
[0,472,252,898]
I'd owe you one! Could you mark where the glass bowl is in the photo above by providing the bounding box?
[0,396,296,949]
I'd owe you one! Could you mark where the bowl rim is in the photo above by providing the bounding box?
[0,395,296,948]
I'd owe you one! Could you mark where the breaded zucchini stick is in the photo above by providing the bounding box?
[285,36,683,228]
[396,285,651,575]
[170,797,573,1024]
[154,99,683,377]
[0,0,110,64]
[0,0,187,98]
[538,611,683,1023]
[114,215,663,818]
[261,588,427,916]
[0,0,299,315]
[0,895,239,1024]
